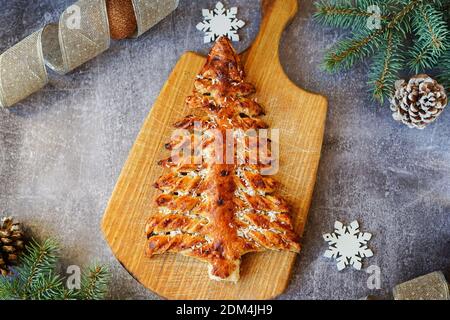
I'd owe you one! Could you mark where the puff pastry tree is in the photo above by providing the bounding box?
[145,37,300,282]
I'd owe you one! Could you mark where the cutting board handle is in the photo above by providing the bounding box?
[243,0,298,71]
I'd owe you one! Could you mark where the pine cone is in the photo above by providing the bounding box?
[0,217,25,276]
[390,74,448,129]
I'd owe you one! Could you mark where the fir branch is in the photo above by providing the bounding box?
[0,276,21,300]
[323,28,385,71]
[17,239,59,297]
[409,4,449,72]
[438,48,450,90]
[61,289,79,300]
[314,0,390,30]
[79,265,110,300]
[368,32,404,102]
[0,238,111,300]
[315,0,450,102]
[29,273,64,300]
[384,0,425,33]
[322,0,424,73]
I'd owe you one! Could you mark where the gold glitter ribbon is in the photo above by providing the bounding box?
[0,0,179,108]
[394,271,450,300]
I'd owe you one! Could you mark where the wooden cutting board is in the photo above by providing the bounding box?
[102,0,327,300]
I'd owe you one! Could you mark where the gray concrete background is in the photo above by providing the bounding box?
[0,0,449,300]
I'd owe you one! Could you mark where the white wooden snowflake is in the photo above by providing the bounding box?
[196,1,246,43]
[323,220,373,271]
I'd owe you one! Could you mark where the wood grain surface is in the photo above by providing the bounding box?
[102,0,328,300]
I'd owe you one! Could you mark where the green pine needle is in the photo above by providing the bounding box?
[0,238,111,300]
[17,239,59,296]
[314,0,450,102]
[314,0,390,30]
[0,275,21,300]
[323,28,385,72]
[409,4,449,72]
[369,32,404,103]
[438,48,450,90]
[79,265,110,300]
[29,273,64,300]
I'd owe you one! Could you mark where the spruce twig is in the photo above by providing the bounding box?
[323,0,424,72]
[369,31,404,102]
[18,239,59,298]
[0,238,111,300]
[323,28,385,72]
[438,48,450,89]
[314,0,390,30]
[30,273,64,300]
[79,265,110,300]
[409,4,449,72]
[314,0,450,102]
[0,275,21,299]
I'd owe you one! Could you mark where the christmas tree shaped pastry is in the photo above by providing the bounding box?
[145,37,300,282]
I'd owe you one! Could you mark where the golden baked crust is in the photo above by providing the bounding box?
[145,37,300,281]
